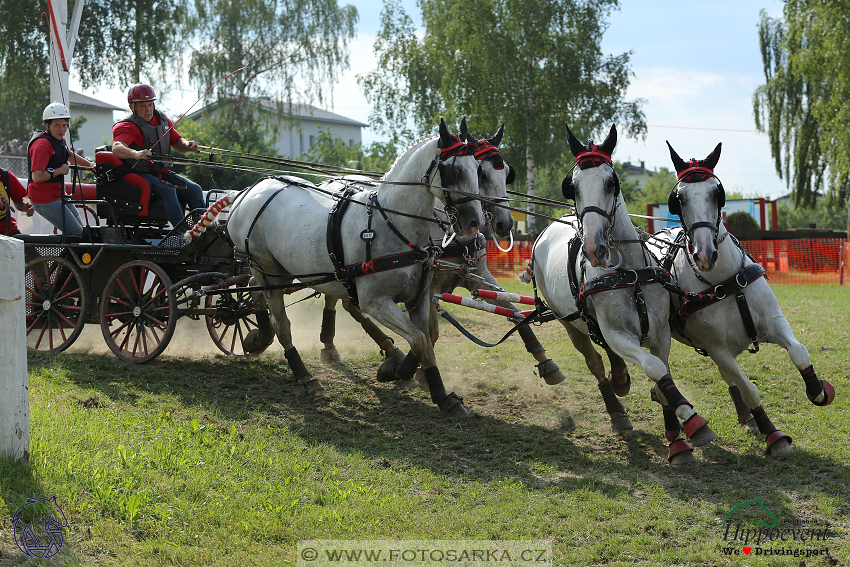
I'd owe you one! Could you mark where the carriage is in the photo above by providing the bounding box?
[18,148,264,363]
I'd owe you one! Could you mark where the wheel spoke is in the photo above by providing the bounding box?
[34,320,48,349]
[105,294,132,309]
[229,322,239,353]
[28,311,47,338]
[116,278,133,306]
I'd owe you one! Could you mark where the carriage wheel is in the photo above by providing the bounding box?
[205,286,261,356]
[24,256,89,352]
[100,261,177,363]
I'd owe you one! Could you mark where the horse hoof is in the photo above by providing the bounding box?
[810,379,835,407]
[610,414,634,437]
[243,329,272,355]
[609,366,631,397]
[668,439,695,464]
[438,393,469,417]
[297,376,325,397]
[683,414,716,447]
[319,347,341,363]
[740,415,760,435]
[376,357,399,382]
[766,431,793,457]
[538,359,565,385]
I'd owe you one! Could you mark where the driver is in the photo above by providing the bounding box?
[111,83,205,227]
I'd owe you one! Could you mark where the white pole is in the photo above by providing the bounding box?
[47,0,85,106]
[0,235,30,463]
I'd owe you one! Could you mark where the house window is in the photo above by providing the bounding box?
[309,135,315,147]
[349,139,354,147]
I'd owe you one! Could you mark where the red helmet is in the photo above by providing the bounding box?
[127,83,157,103]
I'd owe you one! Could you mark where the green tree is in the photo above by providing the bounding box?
[358,0,646,235]
[0,0,49,141]
[754,4,850,208]
[727,211,760,231]
[303,127,406,178]
[186,0,357,115]
[173,107,279,192]
[777,198,848,231]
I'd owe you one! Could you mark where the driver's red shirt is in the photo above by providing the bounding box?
[112,113,184,173]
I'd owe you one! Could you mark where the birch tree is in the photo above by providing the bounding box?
[358,0,645,234]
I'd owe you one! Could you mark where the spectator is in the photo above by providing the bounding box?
[111,83,205,228]
[0,166,34,235]
[0,142,11,154]
[27,102,94,238]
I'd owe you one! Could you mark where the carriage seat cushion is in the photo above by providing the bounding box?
[94,150,168,222]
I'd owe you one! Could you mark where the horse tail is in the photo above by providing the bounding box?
[517,258,534,284]
[185,191,238,241]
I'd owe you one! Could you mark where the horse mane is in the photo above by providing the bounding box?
[382,134,438,180]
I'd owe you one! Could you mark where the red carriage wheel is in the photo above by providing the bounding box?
[24,256,89,352]
[100,261,177,363]
[205,286,262,356]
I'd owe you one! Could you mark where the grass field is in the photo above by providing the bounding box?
[1,284,848,566]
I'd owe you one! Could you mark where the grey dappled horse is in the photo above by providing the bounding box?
[528,124,716,464]
[657,141,835,455]
[315,121,567,387]
[227,118,484,416]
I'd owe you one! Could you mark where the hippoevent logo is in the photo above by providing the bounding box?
[12,496,68,559]
[720,498,835,559]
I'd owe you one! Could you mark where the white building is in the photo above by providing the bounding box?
[68,90,124,158]
[184,99,367,159]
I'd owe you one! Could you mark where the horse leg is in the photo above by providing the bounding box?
[243,283,275,354]
[562,322,633,437]
[362,295,468,416]
[318,296,342,363]
[604,347,631,396]
[712,351,792,455]
[605,330,715,449]
[466,271,566,385]
[339,300,406,381]
[260,279,323,396]
[768,316,835,406]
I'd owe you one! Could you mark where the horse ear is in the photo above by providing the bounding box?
[599,124,617,156]
[565,124,584,157]
[459,117,470,141]
[505,164,515,184]
[438,117,454,147]
[703,142,722,170]
[487,123,505,147]
[666,140,687,173]
[561,173,574,201]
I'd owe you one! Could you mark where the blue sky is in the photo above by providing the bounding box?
[75,0,789,198]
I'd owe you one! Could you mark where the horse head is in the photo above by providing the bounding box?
[562,123,621,268]
[434,117,485,236]
[459,119,514,238]
[666,141,724,272]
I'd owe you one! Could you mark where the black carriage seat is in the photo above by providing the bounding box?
[93,147,170,225]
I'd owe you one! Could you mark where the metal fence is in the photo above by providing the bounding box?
[0,155,27,178]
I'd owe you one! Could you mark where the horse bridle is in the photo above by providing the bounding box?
[561,147,624,264]
[667,163,726,246]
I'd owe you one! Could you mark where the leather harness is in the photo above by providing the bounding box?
[662,230,765,355]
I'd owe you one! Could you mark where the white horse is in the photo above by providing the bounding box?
[660,141,835,455]
[226,118,484,416]
[528,124,716,464]
[313,121,567,386]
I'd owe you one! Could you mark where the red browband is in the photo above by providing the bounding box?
[575,145,612,169]
[677,165,714,181]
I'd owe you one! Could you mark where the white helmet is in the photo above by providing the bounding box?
[43,102,71,121]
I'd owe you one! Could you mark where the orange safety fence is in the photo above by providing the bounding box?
[485,238,850,286]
